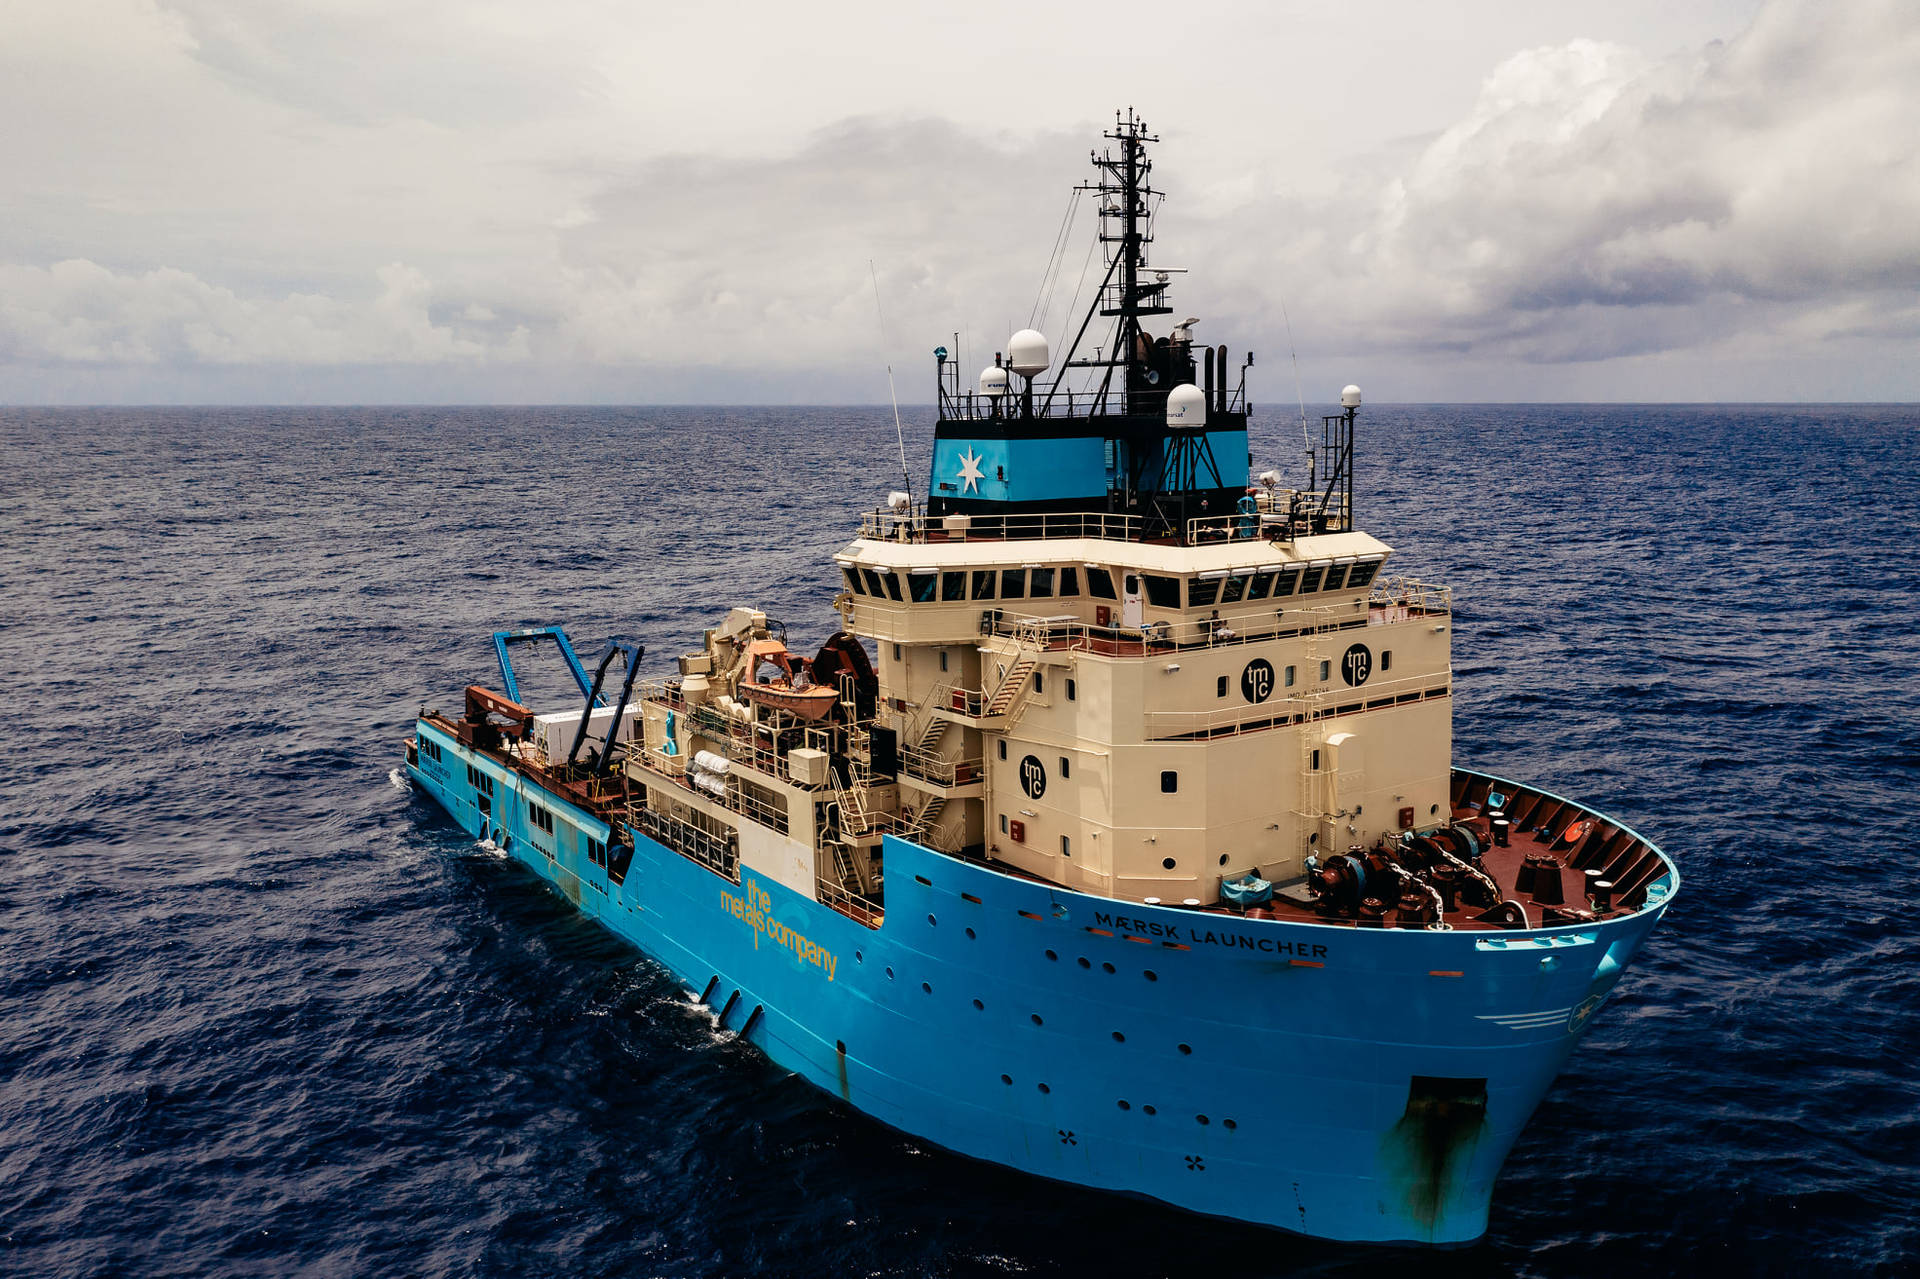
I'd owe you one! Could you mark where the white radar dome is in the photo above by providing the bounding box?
[1166,382,1207,430]
[1007,329,1051,378]
[979,365,1009,398]
[1340,384,1363,408]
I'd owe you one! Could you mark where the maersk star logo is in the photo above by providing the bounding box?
[956,448,985,494]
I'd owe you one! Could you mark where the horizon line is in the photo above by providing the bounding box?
[3,399,1915,410]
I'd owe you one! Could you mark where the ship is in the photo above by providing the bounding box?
[403,111,1676,1247]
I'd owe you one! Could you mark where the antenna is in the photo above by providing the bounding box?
[1280,297,1311,459]
[869,260,913,507]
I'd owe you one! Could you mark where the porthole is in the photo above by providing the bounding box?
[1002,1074,1013,1086]
[928,914,937,926]
[1112,1031,1126,1043]
[1218,854,1229,866]
[1162,857,1176,870]
[1038,1083,1051,1094]
[1223,1119,1238,1130]
[1077,957,1091,969]
[1102,962,1115,974]
[1197,1114,1210,1126]
[1046,949,1058,961]
[965,927,977,940]
[919,982,930,995]
[1430,803,1440,815]
[1143,1104,1157,1116]
[836,1040,846,1054]
[1143,969,1157,981]
[1177,1043,1192,1056]
[973,998,985,1011]
[1031,1013,1045,1026]
[1117,1100,1132,1111]
[885,967,894,980]
[855,950,864,963]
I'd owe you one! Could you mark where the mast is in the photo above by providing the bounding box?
[927,111,1246,534]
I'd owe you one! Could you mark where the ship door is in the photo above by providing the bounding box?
[1122,573,1144,629]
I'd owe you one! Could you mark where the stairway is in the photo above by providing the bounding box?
[903,795,948,845]
[984,658,1037,717]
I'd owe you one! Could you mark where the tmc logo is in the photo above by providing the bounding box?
[1341,643,1372,687]
[1019,754,1047,799]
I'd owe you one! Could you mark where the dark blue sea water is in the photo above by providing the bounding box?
[2,404,1916,1278]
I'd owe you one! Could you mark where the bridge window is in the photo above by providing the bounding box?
[1246,570,1274,600]
[1001,569,1026,599]
[1059,567,1081,596]
[1299,564,1326,594]
[843,567,864,595]
[942,571,967,601]
[1085,568,1118,600]
[1275,565,1303,596]
[883,573,904,601]
[1143,575,1180,609]
[1348,558,1383,589]
[1220,574,1248,604]
[1323,563,1350,591]
[972,570,996,600]
[1030,567,1054,598]
[861,568,885,597]
[1187,577,1220,608]
[910,571,938,603]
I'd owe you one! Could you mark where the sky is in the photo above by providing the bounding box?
[1,0,1915,404]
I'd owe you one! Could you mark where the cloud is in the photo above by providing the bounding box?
[0,0,1914,401]
[1258,0,1920,365]
[0,259,517,366]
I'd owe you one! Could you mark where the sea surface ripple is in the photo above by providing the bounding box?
[1,404,1916,1278]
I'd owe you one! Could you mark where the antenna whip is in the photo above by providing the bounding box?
[1280,297,1311,456]
[869,260,913,506]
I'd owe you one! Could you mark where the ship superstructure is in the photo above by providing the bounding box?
[404,112,1676,1246]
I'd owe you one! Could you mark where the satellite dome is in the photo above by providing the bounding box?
[1008,329,1051,378]
[1340,384,1363,408]
[1166,382,1207,430]
[979,365,1009,398]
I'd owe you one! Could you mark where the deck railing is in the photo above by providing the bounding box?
[898,746,984,788]
[861,508,1148,545]
[1140,671,1452,740]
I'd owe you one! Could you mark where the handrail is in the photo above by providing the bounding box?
[899,747,984,788]
[861,508,1147,545]
[1141,672,1452,740]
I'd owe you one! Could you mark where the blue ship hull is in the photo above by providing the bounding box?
[408,721,1674,1246]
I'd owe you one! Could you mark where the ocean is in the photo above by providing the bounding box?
[2,404,1915,1277]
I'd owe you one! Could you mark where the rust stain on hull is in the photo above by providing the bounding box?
[1382,1075,1488,1239]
